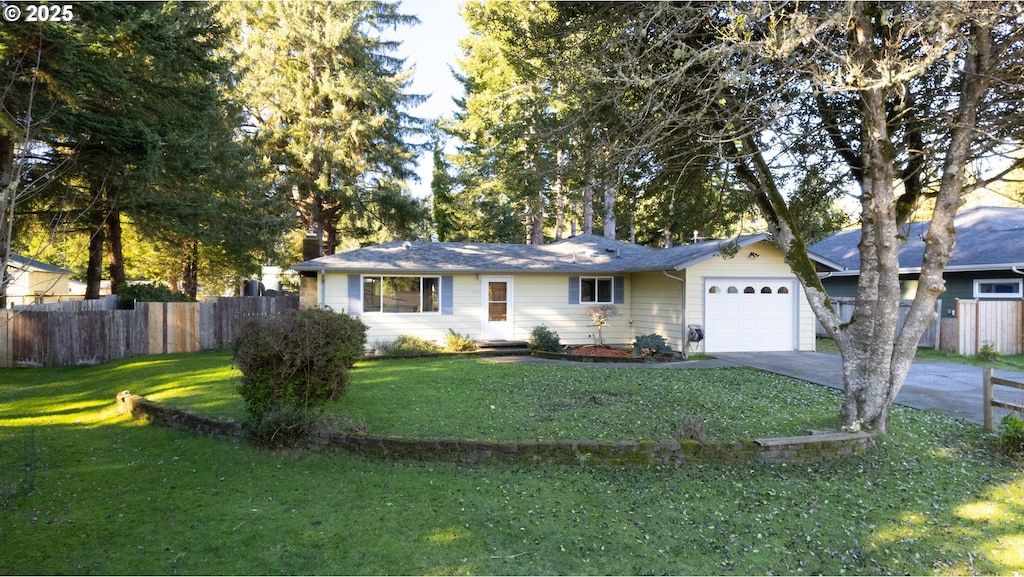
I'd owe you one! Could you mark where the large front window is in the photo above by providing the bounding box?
[363,276,440,313]
[580,277,613,303]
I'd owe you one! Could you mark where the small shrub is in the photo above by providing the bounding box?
[676,414,707,442]
[116,282,195,303]
[443,329,477,353]
[585,305,619,345]
[376,335,441,356]
[234,307,367,421]
[528,325,562,353]
[247,405,320,449]
[978,341,1003,363]
[248,408,368,450]
[996,412,1024,458]
[634,333,670,357]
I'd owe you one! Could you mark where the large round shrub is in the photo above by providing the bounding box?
[234,307,367,421]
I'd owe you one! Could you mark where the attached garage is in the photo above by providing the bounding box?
[703,278,798,352]
[295,231,823,354]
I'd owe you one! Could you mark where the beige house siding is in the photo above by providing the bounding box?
[629,271,686,352]
[6,268,72,305]
[513,274,632,346]
[682,241,815,352]
[314,239,814,352]
[322,271,639,348]
[322,271,479,346]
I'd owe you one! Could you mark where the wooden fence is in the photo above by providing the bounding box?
[956,299,1024,356]
[815,297,942,349]
[0,295,299,367]
[983,367,1024,432]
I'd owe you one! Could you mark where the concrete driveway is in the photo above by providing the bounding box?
[713,351,1024,426]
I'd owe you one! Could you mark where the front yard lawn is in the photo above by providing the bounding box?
[2,351,1023,575]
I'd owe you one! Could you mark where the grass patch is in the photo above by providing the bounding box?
[2,351,1024,574]
[817,337,1024,372]
[339,357,841,441]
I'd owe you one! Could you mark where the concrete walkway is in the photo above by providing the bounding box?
[714,351,1024,426]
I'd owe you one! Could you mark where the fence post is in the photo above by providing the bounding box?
[984,367,994,432]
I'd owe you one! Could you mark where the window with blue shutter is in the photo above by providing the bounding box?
[614,276,625,304]
[569,276,580,304]
[441,276,453,315]
[347,274,362,314]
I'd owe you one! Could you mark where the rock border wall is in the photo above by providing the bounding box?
[116,391,874,464]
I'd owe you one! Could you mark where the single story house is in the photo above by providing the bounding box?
[5,253,73,307]
[292,233,820,354]
[810,205,1024,348]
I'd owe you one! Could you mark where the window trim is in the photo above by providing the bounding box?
[362,274,442,314]
[973,278,1024,299]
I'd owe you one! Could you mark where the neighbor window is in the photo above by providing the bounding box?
[974,279,1023,299]
[363,276,440,313]
[580,277,613,303]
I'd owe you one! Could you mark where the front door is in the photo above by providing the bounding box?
[481,277,513,340]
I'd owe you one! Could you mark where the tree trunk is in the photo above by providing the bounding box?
[603,182,615,239]
[583,168,594,234]
[530,183,544,245]
[554,149,565,240]
[106,209,126,293]
[85,222,105,300]
[182,240,200,299]
[0,134,14,309]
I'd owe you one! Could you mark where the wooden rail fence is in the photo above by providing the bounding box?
[0,295,299,367]
[815,297,941,349]
[983,367,1024,432]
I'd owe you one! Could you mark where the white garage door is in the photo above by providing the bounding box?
[704,279,796,352]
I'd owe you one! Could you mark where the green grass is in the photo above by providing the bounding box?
[338,357,842,441]
[2,351,1024,575]
[817,337,1024,372]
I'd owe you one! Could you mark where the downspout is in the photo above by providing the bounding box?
[318,269,326,308]
[662,270,689,358]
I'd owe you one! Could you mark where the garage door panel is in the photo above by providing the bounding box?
[705,281,795,352]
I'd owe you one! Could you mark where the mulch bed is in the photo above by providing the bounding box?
[567,345,634,358]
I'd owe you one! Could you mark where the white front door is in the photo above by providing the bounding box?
[481,277,514,340]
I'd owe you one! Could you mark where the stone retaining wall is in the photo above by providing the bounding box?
[116,391,874,464]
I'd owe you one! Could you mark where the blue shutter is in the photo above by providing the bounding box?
[614,276,625,304]
[569,276,580,304]
[441,276,454,315]
[347,275,362,314]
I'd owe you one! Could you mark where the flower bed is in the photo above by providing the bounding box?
[532,345,649,363]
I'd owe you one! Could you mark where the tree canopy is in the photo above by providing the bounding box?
[219,0,428,256]
[1,0,427,300]
[442,1,1024,432]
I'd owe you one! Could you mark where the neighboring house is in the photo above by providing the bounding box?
[292,233,820,354]
[4,253,74,307]
[810,206,1024,348]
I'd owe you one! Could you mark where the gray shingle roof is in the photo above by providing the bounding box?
[7,253,72,274]
[810,206,1024,274]
[292,233,774,274]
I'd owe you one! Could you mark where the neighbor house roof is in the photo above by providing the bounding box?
[810,206,1024,275]
[6,253,72,275]
[292,233,780,275]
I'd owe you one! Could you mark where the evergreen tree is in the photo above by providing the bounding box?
[219,0,426,256]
